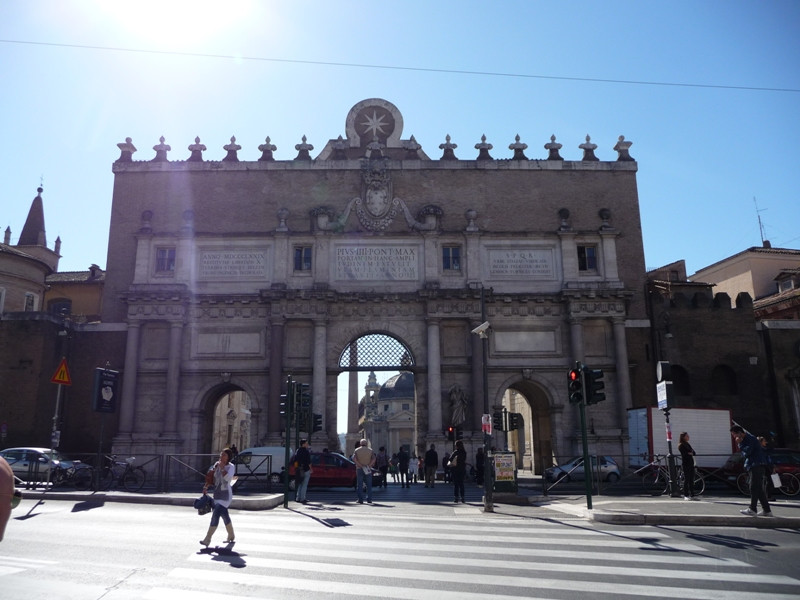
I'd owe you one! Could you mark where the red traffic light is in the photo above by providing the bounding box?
[569,369,581,382]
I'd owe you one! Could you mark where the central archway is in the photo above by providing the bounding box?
[337,333,417,456]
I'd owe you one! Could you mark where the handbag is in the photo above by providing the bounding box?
[448,454,458,468]
[193,493,214,515]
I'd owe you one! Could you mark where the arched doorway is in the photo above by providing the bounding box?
[500,379,553,475]
[199,384,255,454]
[337,333,416,455]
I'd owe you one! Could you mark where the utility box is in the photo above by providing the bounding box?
[628,407,734,469]
[492,451,518,493]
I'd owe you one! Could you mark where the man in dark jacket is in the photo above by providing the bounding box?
[731,425,772,516]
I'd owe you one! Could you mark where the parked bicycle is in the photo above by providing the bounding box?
[737,470,799,497]
[52,462,94,490]
[97,455,146,492]
[637,454,705,496]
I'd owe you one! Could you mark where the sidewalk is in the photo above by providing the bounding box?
[18,484,800,528]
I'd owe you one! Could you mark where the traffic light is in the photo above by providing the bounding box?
[492,411,504,431]
[298,383,311,409]
[584,367,606,405]
[312,413,323,432]
[279,380,294,422]
[507,412,520,431]
[446,426,455,441]
[568,368,584,404]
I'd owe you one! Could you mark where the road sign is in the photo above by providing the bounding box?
[657,380,672,410]
[50,358,72,385]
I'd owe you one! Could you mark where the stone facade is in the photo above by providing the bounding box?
[100,99,649,465]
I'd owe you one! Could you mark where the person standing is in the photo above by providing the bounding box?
[678,432,698,500]
[450,440,468,503]
[424,444,438,488]
[376,447,389,488]
[475,447,485,488]
[294,439,312,504]
[408,454,419,484]
[353,439,376,504]
[200,448,236,546]
[397,446,411,488]
[442,451,451,483]
[731,425,772,516]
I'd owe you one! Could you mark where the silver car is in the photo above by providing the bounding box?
[0,447,74,481]
[545,455,621,483]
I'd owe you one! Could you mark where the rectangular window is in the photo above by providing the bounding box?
[577,245,597,271]
[155,247,176,272]
[443,246,461,271]
[294,246,312,271]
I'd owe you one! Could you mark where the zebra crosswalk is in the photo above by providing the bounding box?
[142,509,800,600]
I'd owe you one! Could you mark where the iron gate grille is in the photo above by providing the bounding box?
[338,334,414,370]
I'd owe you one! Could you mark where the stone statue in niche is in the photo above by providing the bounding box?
[449,383,469,427]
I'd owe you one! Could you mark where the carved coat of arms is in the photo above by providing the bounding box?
[356,161,399,231]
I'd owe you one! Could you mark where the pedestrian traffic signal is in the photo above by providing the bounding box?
[568,368,584,404]
[492,411,504,431]
[446,426,455,441]
[507,412,520,431]
[584,368,606,405]
[312,413,323,432]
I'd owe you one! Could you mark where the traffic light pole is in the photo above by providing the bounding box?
[575,361,593,510]
[283,375,294,509]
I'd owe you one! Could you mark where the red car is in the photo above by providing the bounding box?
[288,451,380,489]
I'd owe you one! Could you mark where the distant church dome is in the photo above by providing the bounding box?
[378,372,415,401]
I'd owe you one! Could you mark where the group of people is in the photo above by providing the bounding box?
[374,446,419,488]
[680,425,776,517]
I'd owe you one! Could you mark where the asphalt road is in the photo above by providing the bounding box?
[3,485,800,599]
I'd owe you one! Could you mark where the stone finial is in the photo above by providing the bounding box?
[598,208,613,230]
[222,136,241,162]
[116,137,137,163]
[4,226,10,245]
[475,134,493,160]
[579,134,599,161]
[140,210,153,233]
[330,135,348,161]
[258,136,277,161]
[188,136,206,162]
[509,134,528,160]
[558,208,571,231]
[277,207,289,232]
[294,135,314,161]
[403,135,423,160]
[54,236,61,255]
[613,135,635,161]
[151,136,171,162]
[465,209,479,232]
[439,134,458,160]
[365,135,385,159]
[544,135,563,161]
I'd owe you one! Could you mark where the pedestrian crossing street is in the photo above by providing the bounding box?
[140,508,800,600]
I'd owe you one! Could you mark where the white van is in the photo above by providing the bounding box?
[237,446,293,484]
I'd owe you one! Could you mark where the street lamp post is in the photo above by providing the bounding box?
[478,286,494,513]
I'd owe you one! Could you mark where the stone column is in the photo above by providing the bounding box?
[119,321,141,435]
[427,318,442,433]
[612,317,633,427]
[163,320,184,436]
[268,319,285,434]
[313,319,327,424]
[569,317,584,364]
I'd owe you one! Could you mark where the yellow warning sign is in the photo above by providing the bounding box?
[51,358,72,385]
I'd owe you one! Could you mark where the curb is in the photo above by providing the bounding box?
[22,490,285,511]
[590,512,800,528]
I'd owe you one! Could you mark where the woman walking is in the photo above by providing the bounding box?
[450,440,468,503]
[200,448,236,546]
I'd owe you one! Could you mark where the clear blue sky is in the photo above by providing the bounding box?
[2,2,798,276]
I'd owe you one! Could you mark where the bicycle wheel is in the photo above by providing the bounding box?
[642,469,668,494]
[123,467,146,492]
[779,472,800,496]
[51,467,67,487]
[97,466,114,490]
[693,471,705,495]
[73,468,93,490]
[736,472,750,496]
